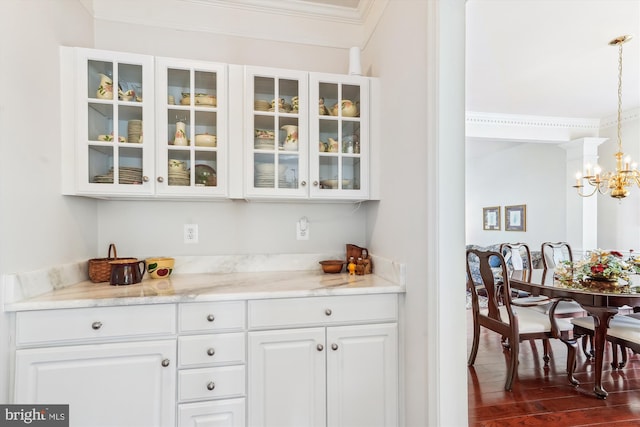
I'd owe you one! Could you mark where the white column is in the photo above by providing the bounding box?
[560,137,607,254]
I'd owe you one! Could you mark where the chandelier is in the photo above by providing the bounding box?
[573,35,640,199]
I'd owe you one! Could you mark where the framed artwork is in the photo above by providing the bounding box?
[482,206,500,230]
[505,204,526,231]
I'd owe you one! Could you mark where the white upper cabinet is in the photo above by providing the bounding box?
[155,58,228,198]
[309,73,369,200]
[242,67,372,201]
[244,66,309,199]
[61,48,376,202]
[61,47,156,197]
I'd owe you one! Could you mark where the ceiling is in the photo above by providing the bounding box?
[466,0,640,121]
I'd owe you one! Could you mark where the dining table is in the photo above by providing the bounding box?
[510,268,640,399]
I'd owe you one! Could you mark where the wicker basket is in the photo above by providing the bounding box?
[88,244,119,283]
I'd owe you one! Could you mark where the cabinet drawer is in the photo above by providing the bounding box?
[178,398,245,427]
[179,301,245,333]
[16,304,176,346]
[178,333,245,367]
[248,294,398,329]
[178,365,245,402]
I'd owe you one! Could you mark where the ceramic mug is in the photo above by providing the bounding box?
[109,259,145,286]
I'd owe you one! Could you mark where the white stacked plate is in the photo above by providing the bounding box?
[128,120,142,143]
[254,163,288,188]
[254,137,275,150]
[93,166,143,184]
[254,100,270,111]
[168,169,190,186]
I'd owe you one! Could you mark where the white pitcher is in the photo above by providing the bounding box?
[96,73,113,100]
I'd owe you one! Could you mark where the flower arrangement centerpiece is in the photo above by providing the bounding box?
[554,249,637,293]
[575,249,633,283]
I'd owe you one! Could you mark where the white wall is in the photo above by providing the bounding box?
[367,1,467,426]
[86,19,370,258]
[0,0,99,274]
[465,140,566,250]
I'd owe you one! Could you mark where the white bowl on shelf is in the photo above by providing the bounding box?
[195,134,217,147]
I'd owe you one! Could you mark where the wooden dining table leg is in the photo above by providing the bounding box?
[588,307,618,399]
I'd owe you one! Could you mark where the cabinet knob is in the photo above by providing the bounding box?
[142,176,149,182]
[207,348,215,356]
[206,314,215,322]
[157,176,164,183]
[91,321,102,330]
[301,181,307,186]
[313,181,319,186]
[317,344,324,351]
[161,359,170,367]
[207,381,215,391]
[331,343,339,351]
[325,309,332,316]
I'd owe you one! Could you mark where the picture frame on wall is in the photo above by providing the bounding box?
[482,206,500,230]
[505,204,526,231]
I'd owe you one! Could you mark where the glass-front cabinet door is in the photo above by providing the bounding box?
[244,67,308,198]
[72,48,155,196]
[309,73,369,200]
[155,58,227,197]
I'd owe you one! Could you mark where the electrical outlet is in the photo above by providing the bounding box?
[184,224,198,244]
[296,217,309,240]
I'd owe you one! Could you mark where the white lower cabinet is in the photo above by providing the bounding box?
[14,304,177,427]
[15,339,176,427]
[12,294,399,427]
[247,294,399,427]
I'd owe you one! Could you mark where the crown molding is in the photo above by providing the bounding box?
[599,107,640,129]
[82,0,386,49]
[185,0,371,23]
[466,111,601,130]
[465,112,602,144]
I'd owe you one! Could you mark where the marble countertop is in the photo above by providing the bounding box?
[6,271,402,311]
[3,253,405,311]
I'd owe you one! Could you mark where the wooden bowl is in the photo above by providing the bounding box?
[319,260,346,274]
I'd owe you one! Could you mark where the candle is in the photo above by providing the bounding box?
[575,172,582,186]
[585,163,592,177]
[625,156,631,170]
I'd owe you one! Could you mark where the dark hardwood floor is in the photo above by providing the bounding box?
[467,310,640,426]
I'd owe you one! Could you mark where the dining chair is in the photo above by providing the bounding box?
[500,242,533,273]
[500,243,535,299]
[571,313,640,369]
[539,242,585,317]
[466,248,578,391]
[541,241,573,269]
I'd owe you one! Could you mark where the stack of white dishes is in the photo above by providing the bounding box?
[254,100,270,111]
[254,129,275,150]
[168,169,190,186]
[254,163,288,188]
[93,166,143,184]
[128,120,142,143]
[167,159,190,186]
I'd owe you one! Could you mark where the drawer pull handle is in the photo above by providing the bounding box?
[207,381,215,391]
[206,314,215,322]
[331,343,339,351]
[161,359,170,367]
[91,321,102,330]
[157,176,164,183]
[325,309,332,316]
[317,344,324,351]
[207,348,215,356]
